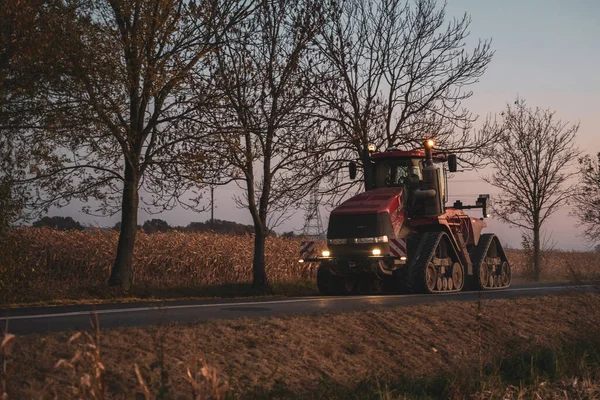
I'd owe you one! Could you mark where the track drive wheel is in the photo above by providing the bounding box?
[425,262,437,293]
[479,261,490,288]
[451,262,464,291]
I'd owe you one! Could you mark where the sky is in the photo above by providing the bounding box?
[52,0,600,251]
[442,0,600,250]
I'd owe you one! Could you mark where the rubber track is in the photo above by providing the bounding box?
[406,231,462,294]
[470,233,511,290]
[317,264,347,296]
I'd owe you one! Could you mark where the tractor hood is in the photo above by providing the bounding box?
[328,188,406,239]
[331,187,404,215]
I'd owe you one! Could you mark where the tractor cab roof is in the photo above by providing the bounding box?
[371,149,448,161]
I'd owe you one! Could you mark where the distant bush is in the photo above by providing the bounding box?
[32,216,84,231]
[142,218,171,234]
[186,219,256,235]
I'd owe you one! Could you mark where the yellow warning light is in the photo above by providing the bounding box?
[368,144,375,152]
[426,139,435,148]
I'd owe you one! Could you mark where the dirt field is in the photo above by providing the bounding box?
[2,293,600,399]
[2,228,599,306]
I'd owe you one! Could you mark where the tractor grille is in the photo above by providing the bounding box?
[327,212,394,239]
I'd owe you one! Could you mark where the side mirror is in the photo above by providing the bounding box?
[477,194,490,218]
[348,162,357,180]
[447,154,457,172]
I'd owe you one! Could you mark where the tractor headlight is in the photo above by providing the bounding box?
[372,248,381,256]
[356,235,388,244]
[322,250,331,257]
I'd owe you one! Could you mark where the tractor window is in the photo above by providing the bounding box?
[386,165,409,186]
[374,159,420,188]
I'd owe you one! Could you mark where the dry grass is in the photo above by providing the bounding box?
[2,293,600,399]
[1,228,599,305]
[46,316,106,399]
[1,327,15,399]
[505,248,600,282]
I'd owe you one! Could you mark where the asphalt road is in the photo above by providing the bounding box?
[1,283,596,335]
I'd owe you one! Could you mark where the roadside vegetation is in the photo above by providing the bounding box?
[1,0,499,293]
[1,228,599,306]
[2,293,600,399]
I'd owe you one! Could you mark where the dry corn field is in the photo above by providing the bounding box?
[0,228,323,304]
[0,228,599,304]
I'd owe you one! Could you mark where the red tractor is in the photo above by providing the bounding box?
[300,140,511,295]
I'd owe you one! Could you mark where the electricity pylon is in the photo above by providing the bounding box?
[302,188,325,238]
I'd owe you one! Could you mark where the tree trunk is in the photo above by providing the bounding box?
[251,226,271,292]
[533,225,541,282]
[108,164,139,290]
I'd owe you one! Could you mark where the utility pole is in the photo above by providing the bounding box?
[210,186,215,224]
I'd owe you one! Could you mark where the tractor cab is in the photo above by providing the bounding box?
[362,148,451,208]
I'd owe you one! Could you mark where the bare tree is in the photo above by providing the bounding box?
[313,0,495,183]
[572,152,600,245]
[8,0,251,290]
[207,0,333,290]
[484,98,580,281]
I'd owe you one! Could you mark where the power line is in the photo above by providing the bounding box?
[448,194,499,197]
[448,179,487,183]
